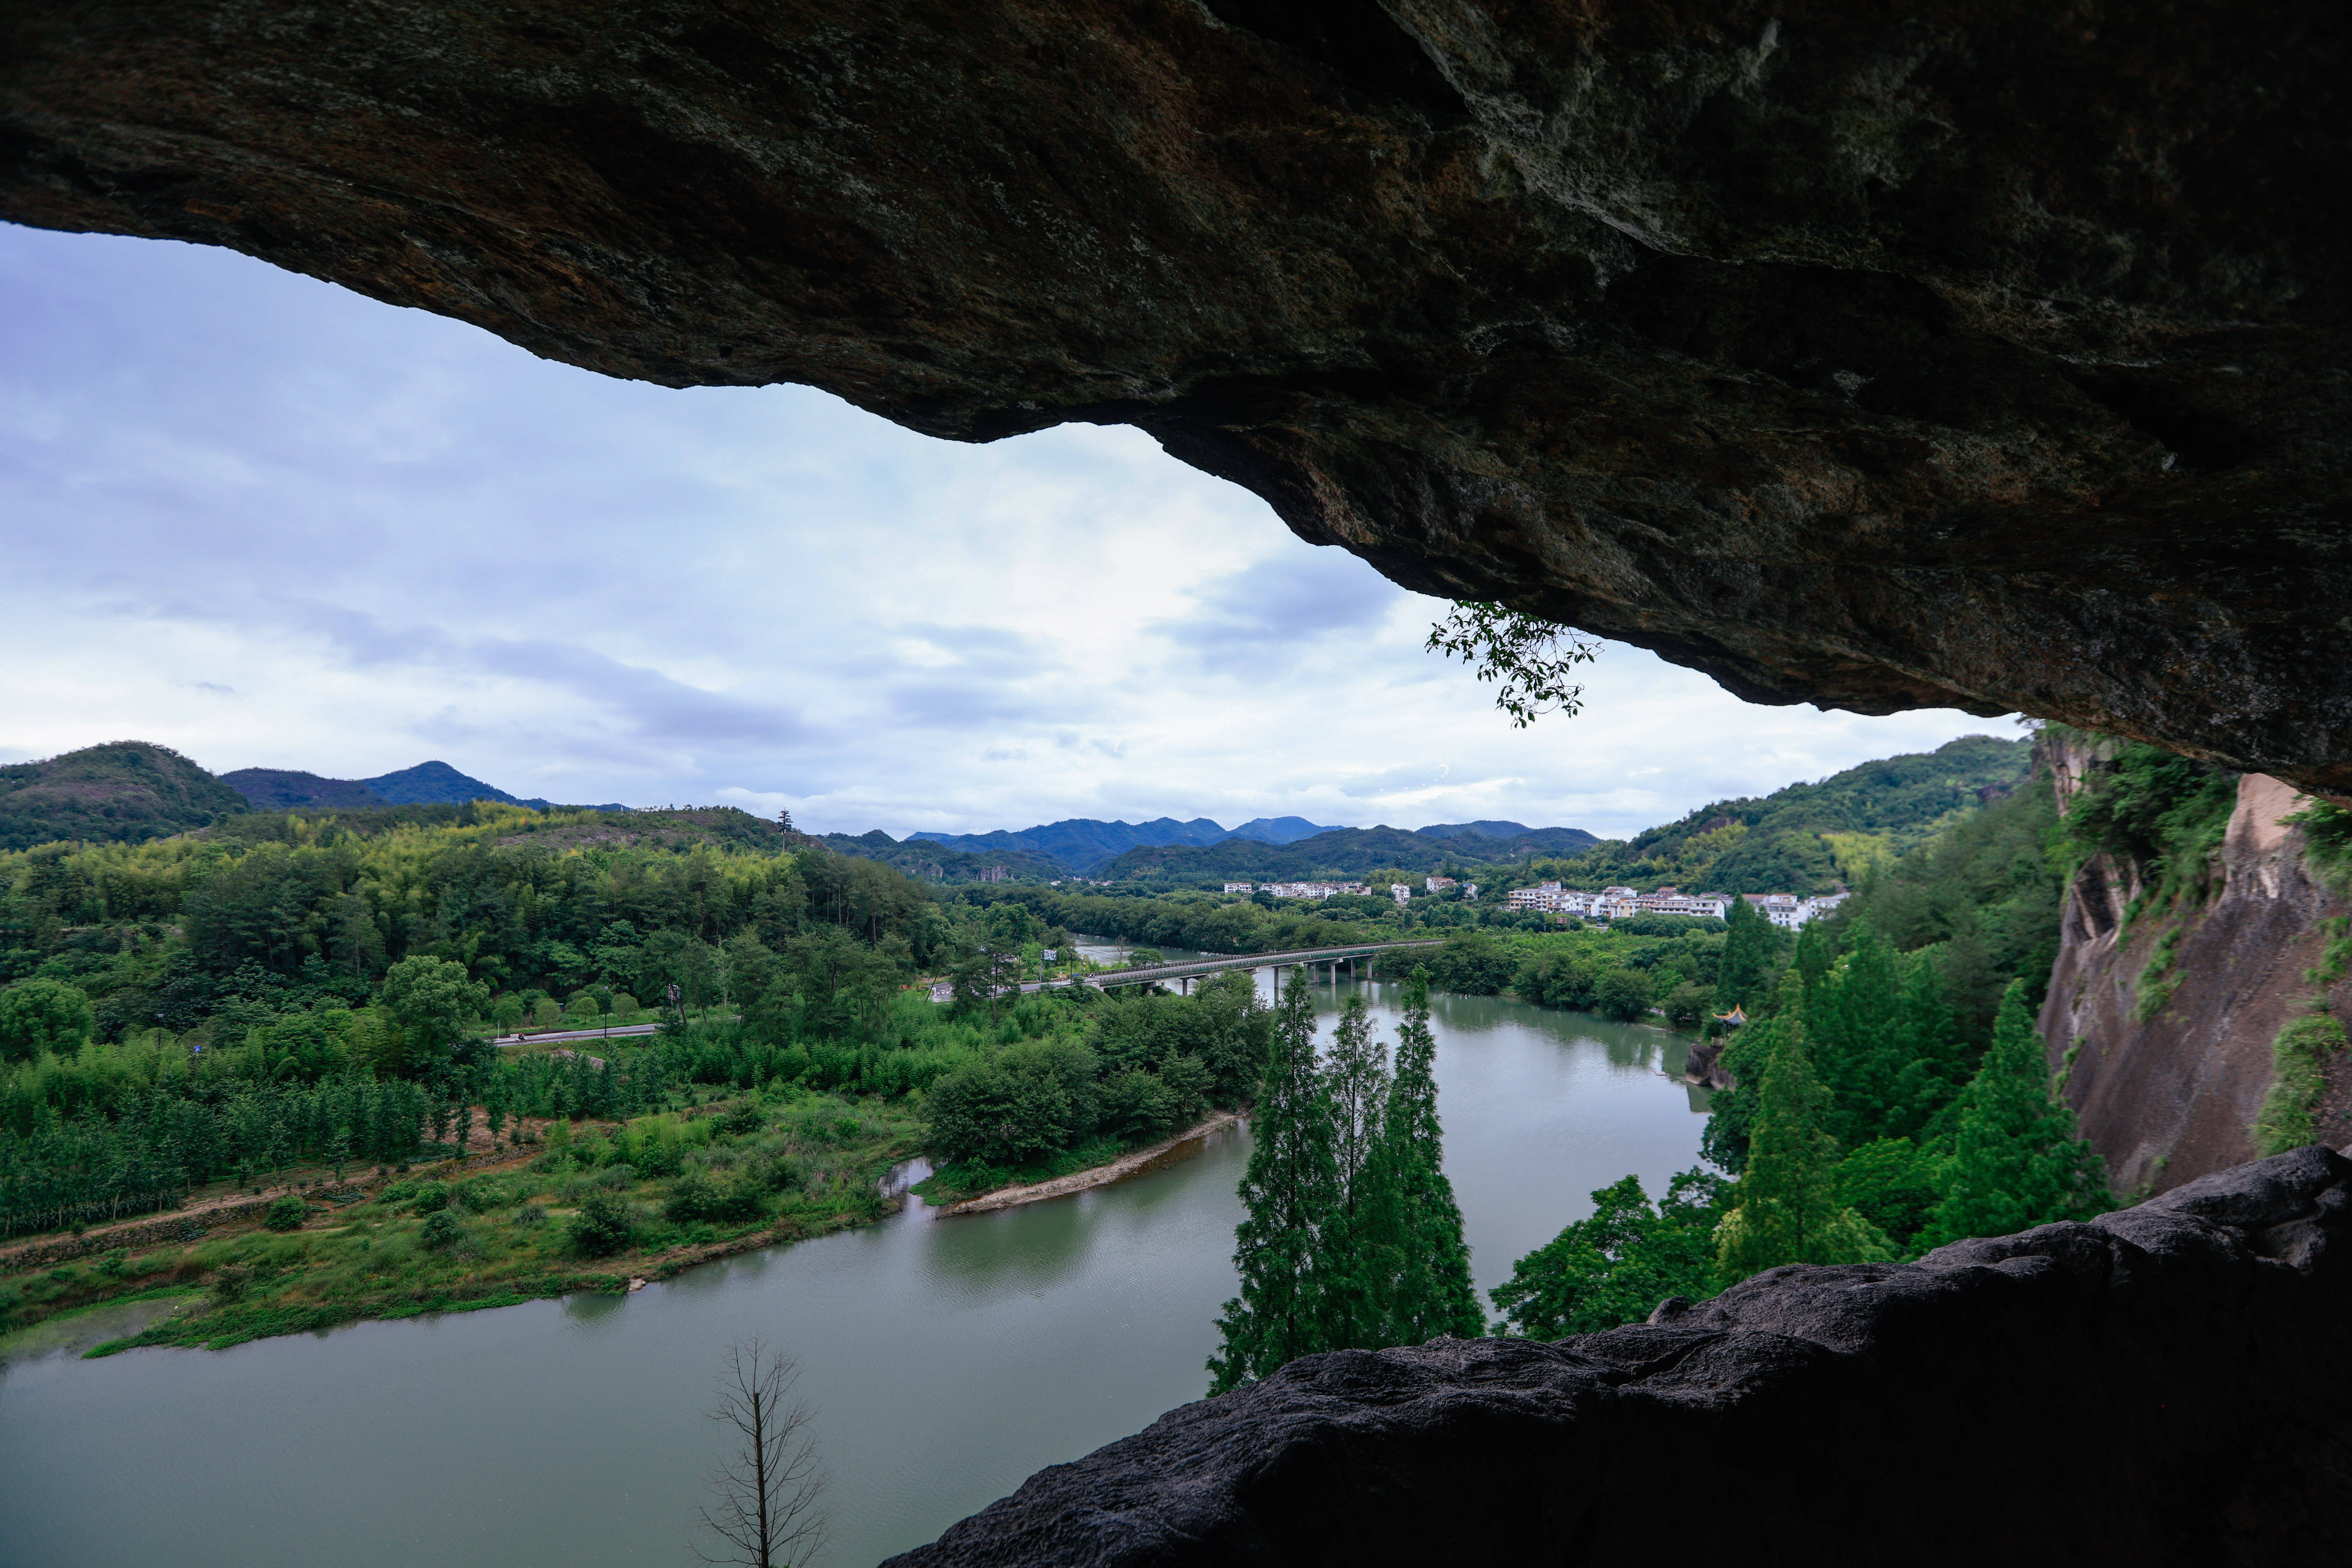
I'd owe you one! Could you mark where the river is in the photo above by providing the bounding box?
[0,965,1709,1568]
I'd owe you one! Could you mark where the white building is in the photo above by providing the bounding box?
[1390,883,1412,904]
[1425,875,1458,894]
[1506,880,1564,911]
[1266,881,1368,900]
[1462,883,1480,901]
[1224,882,1255,894]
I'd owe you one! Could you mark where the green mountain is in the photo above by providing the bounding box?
[1099,822,1600,882]
[220,768,391,810]
[1532,734,2036,895]
[822,831,1066,884]
[0,741,248,851]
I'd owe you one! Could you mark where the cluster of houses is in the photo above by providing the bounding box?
[1224,877,1482,903]
[1504,883,1850,929]
[1226,880,1368,899]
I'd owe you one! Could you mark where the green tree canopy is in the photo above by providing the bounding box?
[0,979,95,1061]
[1918,980,2108,1248]
[377,956,490,1073]
[1715,1020,1891,1280]
[1208,968,1337,1394]
[1491,1168,1728,1339]
[1359,971,1485,1344]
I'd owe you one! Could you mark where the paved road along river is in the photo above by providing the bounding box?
[0,969,1710,1568]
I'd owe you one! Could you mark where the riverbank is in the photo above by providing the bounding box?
[943,1112,1246,1215]
[0,1087,922,1356]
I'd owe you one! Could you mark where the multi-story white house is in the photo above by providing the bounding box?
[1224,882,1255,894]
[1424,875,1458,894]
[1506,881,1563,911]
[1390,883,1413,904]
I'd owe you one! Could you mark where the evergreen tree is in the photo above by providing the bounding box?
[1491,1169,1728,1338]
[1918,980,2108,1247]
[1714,896,1776,1013]
[1316,995,1393,1348]
[1801,927,1905,1144]
[1208,968,1339,1394]
[1715,1021,1890,1280]
[1359,970,1483,1343]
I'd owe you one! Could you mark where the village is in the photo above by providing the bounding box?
[1219,877,1845,926]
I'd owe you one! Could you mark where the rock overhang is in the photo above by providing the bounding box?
[2,1,2346,783]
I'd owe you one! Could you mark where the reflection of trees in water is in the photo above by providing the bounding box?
[920,1195,1097,1296]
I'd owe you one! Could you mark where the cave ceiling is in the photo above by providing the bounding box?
[4,1,2347,788]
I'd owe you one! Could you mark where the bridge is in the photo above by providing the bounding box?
[1029,939,1448,996]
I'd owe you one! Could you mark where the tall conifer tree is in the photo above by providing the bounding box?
[1208,968,1339,1394]
[1715,1019,1889,1279]
[1919,980,2107,1247]
[1317,995,1393,1348]
[1360,970,1484,1342]
[1715,896,1774,1013]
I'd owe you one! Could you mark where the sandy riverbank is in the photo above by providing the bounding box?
[944,1111,1247,1216]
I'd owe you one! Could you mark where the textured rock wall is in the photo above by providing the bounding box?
[886,1146,2352,1567]
[4,3,2349,787]
[2041,749,2352,1193]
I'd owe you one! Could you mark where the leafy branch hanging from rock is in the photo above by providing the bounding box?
[1425,603,1598,728]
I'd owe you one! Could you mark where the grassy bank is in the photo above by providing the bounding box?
[0,1086,919,1355]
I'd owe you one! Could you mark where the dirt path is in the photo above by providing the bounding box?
[943,1111,1246,1216]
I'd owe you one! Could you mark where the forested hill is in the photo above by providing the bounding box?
[1525,734,2035,896]
[819,830,1065,884]
[1101,822,1603,881]
[0,742,248,852]
[906,814,1342,874]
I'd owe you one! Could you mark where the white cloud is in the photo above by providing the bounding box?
[0,223,2009,840]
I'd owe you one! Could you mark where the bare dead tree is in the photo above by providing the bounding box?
[695,1338,830,1568]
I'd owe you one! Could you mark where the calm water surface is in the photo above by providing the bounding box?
[0,973,1708,1568]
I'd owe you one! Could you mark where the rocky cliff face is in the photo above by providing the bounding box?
[885,1146,2352,1567]
[2042,741,2352,1194]
[5,3,2349,788]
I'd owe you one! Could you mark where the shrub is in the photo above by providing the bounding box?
[408,1185,448,1214]
[511,1202,548,1229]
[663,1170,765,1225]
[1594,967,1654,1022]
[212,1264,253,1302]
[719,1101,764,1136]
[263,1196,308,1232]
[454,1179,503,1214]
[567,1193,635,1257]
[419,1210,463,1251]
[2252,1011,2347,1156]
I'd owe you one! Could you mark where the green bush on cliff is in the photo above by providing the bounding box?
[2064,740,2238,916]
[2252,1011,2347,1157]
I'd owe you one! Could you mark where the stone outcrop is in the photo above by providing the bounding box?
[886,1146,2352,1567]
[2040,742,2352,1193]
[5,4,2350,787]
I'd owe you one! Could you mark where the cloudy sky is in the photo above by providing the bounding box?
[0,222,2006,841]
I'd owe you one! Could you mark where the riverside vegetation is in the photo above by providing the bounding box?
[1205,734,2149,1364]
[0,730,2160,1363]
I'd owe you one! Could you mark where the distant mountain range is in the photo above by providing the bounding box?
[220,761,626,813]
[904,814,1343,874]
[1097,822,1604,881]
